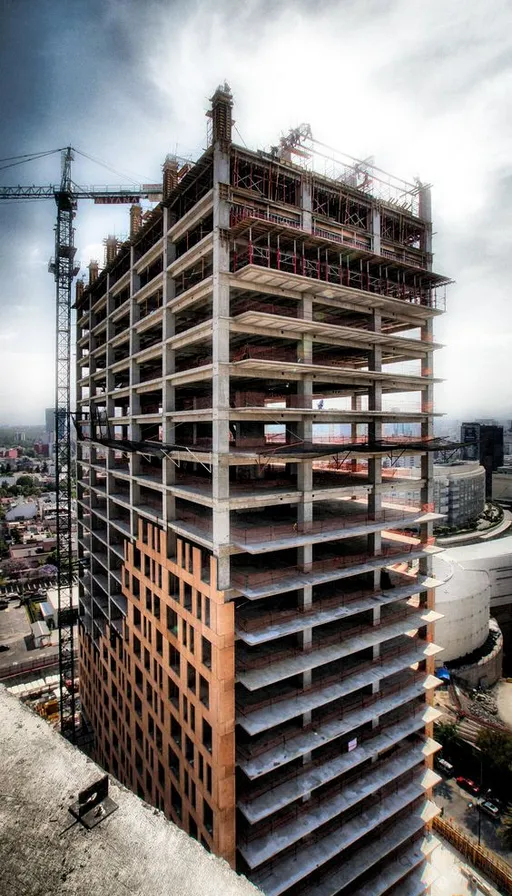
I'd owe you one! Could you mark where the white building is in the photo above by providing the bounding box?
[432,554,490,662]
[433,461,485,528]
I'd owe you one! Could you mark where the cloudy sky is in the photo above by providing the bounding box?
[0,0,511,424]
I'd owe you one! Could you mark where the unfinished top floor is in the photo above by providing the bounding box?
[75,85,448,326]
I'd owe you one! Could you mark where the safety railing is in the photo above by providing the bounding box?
[175,506,422,546]
[236,581,418,634]
[231,508,422,545]
[236,675,425,761]
[238,753,417,848]
[236,605,422,672]
[235,649,422,720]
[238,706,422,806]
[230,204,301,231]
[312,223,371,251]
[231,543,418,590]
[231,242,446,311]
[231,299,300,319]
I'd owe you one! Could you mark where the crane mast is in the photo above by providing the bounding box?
[0,149,162,743]
[49,147,79,740]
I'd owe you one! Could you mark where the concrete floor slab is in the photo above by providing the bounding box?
[239,714,426,823]
[240,747,423,868]
[250,783,426,896]
[237,614,425,690]
[238,678,426,778]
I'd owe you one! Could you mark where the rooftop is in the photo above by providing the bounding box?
[0,687,261,896]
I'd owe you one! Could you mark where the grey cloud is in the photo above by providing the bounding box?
[0,0,510,420]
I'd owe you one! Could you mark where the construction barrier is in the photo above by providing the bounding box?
[433,815,512,895]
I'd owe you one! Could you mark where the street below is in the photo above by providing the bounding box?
[434,776,512,864]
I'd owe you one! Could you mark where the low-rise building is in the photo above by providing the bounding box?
[433,461,485,528]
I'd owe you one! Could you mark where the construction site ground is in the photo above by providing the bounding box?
[431,835,503,896]
[435,679,512,744]
[496,680,512,729]
[0,600,59,672]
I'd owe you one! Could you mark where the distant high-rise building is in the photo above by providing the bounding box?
[76,85,447,894]
[461,422,504,498]
[503,422,512,458]
[45,407,56,470]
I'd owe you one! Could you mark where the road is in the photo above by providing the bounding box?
[434,777,512,863]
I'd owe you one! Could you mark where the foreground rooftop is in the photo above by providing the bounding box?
[0,687,260,896]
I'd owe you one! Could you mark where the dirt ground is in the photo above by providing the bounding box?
[496,680,512,729]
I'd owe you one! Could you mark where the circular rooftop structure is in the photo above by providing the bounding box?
[433,552,490,663]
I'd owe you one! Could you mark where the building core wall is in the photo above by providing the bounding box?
[76,86,447,896]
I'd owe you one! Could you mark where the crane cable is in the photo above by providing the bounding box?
[73,147,152,186]
[0,147,65,172]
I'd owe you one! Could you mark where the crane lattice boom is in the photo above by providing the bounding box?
[0,146,162,742]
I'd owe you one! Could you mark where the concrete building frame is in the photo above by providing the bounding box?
[76,85,448,895]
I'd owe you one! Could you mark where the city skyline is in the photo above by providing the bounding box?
[0,0,511,422]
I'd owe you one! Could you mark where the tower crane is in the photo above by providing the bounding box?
[0,146,162,742]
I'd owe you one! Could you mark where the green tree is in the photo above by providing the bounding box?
[499,804,512,850]
[16,475,34,489]
[434,721,458,750]
[477,729,512,774]
[45,548,57,566]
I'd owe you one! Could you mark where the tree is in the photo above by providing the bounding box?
[16,475,34,489]
[476,728,512,801]
[477,729,512,774]
[45,549,58,568]
[1,558,28,577]
[500,804,512,850]
[434,721,458,752]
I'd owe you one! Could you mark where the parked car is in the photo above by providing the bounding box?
[0,600,8,610]
[480,800,500,819]
[435,757,454,776]
[456,776,480,796]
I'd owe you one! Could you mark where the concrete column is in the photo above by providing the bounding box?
[129,246,142,533]
[420,318,435,576]
[296,294,314,774]
[351,393,362,474]
[371,205,381,257]
[105,274,115,428]
[297,295,313,530]
[301,175,313,234]
[368,311,383,671]
[212,144,231,590]
[162,208,177,536]
[418,183,433,259]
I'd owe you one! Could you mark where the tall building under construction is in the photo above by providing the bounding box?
[76,85,449,895]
